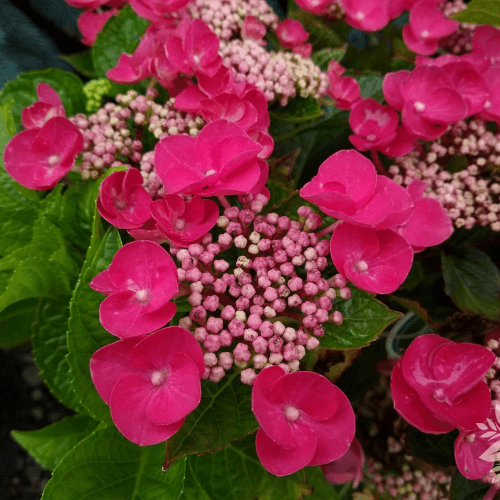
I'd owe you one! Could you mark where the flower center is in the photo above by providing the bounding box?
[432,387,447,402]
[175,218,186,230]
[48,155,61,167]
[355,11,365,21]
[354,260,369,273]
[465,433,475,443]
[135,289,151,304]
[151,369,168,386]
[114,198,127,210]
[420,30,430,39]
[414,101,426,113]
[284,405,301,422]
[204,169,216,177]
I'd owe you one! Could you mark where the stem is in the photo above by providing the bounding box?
[217,196,231,209]
[370,150,389,176]
[483,484,500,500]
[316,221,340,238]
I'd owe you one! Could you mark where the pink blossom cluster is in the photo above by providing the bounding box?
[186,0,278,41]
[388,118,500,231]
[171,202,351,385]
[219,38,328,105]
[300,150,452,294]
[276,19,312,58]
[366,458,452,500]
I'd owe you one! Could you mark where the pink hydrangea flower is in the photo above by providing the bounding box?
[242,15,267,44]
[155,119,268,197]
[390,334,496,433]
[4,116,83,190]
[97,169,152,230]
[90,326,205,445]
[392,180,453,252]
[21,83,65,130]
[327,62,362,111]
[252,366,355,476]
[402,1,458,56]
[78,8,119,46]
[471,25,500,69]
[64,0,109,8]
[455,404,500,480]
[300,150,413,229]
[129,0,192,22]
[342,0,390,32]
[292,43,312,58]
[294,0,332,15]
[166,19,222,77]
[90,241,178,338]
[276,19,309,49]
[320,438,365,488]
[383,67,467,140]
[150,194,219,247]
[330,222,414,294]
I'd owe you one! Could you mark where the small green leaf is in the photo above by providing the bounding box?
[0,298,39,347]
[450,471,491,500]
[446,155,469,174]
[182,434,301,500]
[312,48,346,71]
[61,51,97,79]
[33,298,84,412]
[41,425,186,500]
[0,68,86,132]
[408,427,459,466]
[321,287,401,349]
[0,98,16,155]
[167,371,258,462]
[358,75,384,102]
[304,466,341,500]
[67,224,122,422]
[12,415,99,471]
[289,10,343,49]
[442,247,500,322]
[269,97,322,124]
[452,0,500,26]
[92,5,150,78]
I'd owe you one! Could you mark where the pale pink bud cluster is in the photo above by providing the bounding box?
[219,39,328,105]
[174,203,348,385]
[366,458,451,500]
[388,119,500,231]
[187,0,278,41]
[439,0,476,55]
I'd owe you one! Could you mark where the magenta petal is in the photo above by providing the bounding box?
[372,176,414,230]
[146,353,201,425]
[306,387,356,465]
[110,374,185,446]
[409,1,458,40]
[321,438,364,487]
[37,83,64,110]
[455,432,495,480]
[255,426,317,476]
[90,336,145,404]
[390,360,455,434]
[383,71,410,110]
[422,88,467,124]
[252,366,297,448]
[89,269,121,294]
[131,326,205,377]
[174,85,207,113]
[271,371,339,421]
[402,102,447,141]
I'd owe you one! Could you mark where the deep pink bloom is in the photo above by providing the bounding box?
[415,53,491,75]
[242,16,266,43]
[330,222,414,294]
[391,334,495,433]
[97,169,152,230]
[342,0,390,32]
[64,0,108,8]
[478,68,500,123]
[300,150,413,229]
[455,405,499,480]
[166,19,222,77]
[327,71,362,111]
[292,43,312,58]
[4,116,83,190]
[155,119,267,197]
[252,366,355,476]
[320,438,364,488]
[294,0,332,15]
[384,67,467,140]
[78,8,119,46]
[128,218,169,244]
[129,0,192,22]
[471,25,500,69]
[90,326,205,445]
[150,194,219,247]
[392,180,453,251]
[402,1,458,56]
[90,241,178,338]
[276,19,309,49]
[21,83,65,130]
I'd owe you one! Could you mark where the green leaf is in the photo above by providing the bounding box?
[166,371,258,462]
[452,0,500,26]
[33,298,84,412]
[12,415,99,471]
[61,51,97,79]
[269,97,322,124]
[0,298,39,347]
[182,434,301,500]
[92,5,150,78]
[0,68,86,132]
[289,10,343,49]
[67,224,122,422]
[321,288,401,349]
[358,75,384,102]
[42,425,186,500]
[408,427,458,466]
[0,98,16,155]
[304,467,341,500]
[450,471,491,500]
[442,247,500,322]
[312,48,346,71]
